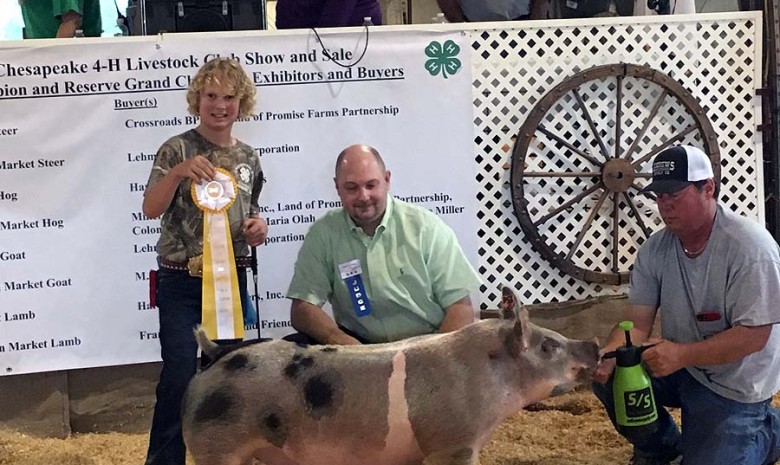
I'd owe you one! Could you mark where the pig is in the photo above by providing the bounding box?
[181,287,599,465]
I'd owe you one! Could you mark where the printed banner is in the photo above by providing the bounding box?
[0,29,478,375]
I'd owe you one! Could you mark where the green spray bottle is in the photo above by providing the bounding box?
[602,321,659,440]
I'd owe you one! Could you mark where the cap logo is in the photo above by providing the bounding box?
[653,160,675,176]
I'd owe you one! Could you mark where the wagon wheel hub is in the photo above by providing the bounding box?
[602,159,637,193]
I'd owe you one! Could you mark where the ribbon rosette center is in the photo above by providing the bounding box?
[194,171,236,213]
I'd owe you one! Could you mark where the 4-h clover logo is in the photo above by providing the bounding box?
[424,40,461,79]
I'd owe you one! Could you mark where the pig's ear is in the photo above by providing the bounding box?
[501,286,531,355]
[514,305,531,352]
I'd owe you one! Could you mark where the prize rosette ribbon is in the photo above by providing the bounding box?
[191,168,245,341]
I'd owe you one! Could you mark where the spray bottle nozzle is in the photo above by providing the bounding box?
[619,320,634,346]
[600,321,655,363]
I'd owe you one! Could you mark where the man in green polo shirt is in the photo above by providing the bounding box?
[20,0,102,38]
[286,144,482,344]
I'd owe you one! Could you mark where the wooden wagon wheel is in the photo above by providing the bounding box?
[510,63,720,285]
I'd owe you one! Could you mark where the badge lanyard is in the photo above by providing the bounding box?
[338,259,372,317]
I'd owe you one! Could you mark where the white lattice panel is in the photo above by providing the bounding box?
[465,13,762,307]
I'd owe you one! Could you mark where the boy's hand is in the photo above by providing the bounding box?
[243,217,268,247]
[173,155,215,182]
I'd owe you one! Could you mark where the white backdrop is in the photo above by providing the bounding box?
[0,13,763,376]
[0,28,478,375]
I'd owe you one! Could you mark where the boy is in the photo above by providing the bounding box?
[142,57,268,465]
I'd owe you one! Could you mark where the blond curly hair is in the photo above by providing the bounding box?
[186,57,256,117]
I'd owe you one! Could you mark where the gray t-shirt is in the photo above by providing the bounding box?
[630,203,780,403]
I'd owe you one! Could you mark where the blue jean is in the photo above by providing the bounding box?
[144,268,249,465]
[593,368,780,465]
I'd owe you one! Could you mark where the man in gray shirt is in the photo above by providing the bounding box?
[593,145,780,465]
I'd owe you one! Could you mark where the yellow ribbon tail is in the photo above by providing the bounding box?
[201,212,245,341]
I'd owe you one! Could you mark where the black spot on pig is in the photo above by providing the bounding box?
[320,347,337,353]
[194,386,238,423]
[265,412,282,429]
[224,353,251,371]
[258,410,289,448]
[284,353,315,379]
[284,363,300,379]
[304,375,333,409]
[302,372,343,419]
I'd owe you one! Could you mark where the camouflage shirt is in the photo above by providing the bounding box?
[145,129,264,262]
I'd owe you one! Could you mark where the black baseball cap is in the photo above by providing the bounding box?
[642,145,714,194]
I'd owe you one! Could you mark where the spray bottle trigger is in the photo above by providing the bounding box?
[601,350,617,360]
[637,343,656,354]
[600,342,656,362]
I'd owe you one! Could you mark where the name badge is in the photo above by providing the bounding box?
[338,259,372,317]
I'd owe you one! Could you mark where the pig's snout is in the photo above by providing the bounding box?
[573,340,600,380]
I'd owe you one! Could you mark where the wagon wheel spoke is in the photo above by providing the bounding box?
[631,189,656,205]
[612,193,620,273]
[535,184,602,225]
[614,75,624,159]
[573,88,611,162]
[565,189,608,262]
[629,180,654,193]
[522,171,601,177]
[631,124,697,169]
[622,191,653,239]
[536,125,604,167]
[622,89,668,162]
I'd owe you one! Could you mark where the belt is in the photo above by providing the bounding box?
[159,255,252,276]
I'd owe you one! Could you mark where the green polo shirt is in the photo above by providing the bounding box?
[287,196,481,343]
[21,0,102,38]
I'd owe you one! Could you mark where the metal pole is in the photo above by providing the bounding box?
[250,246,262,338]
[259,0,268,29]
[765,0,780,237]
[140,0,147,35]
